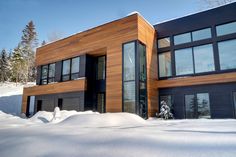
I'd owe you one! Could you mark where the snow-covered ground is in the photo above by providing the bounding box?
[0,83,236,156]
[0,82,34,116]
[0,110,236,157]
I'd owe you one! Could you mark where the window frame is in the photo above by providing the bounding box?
[216,21,236,37]
[61,56,80,82]
[40,63,56,85]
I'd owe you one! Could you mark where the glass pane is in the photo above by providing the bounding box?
[71,73,79,80]
[139,43,146,81]
[174,32,191,45]
[159,52,172,77]
[41,65,48,79]
[97,93,105,113]
[123,81,135,113]
[123,42,135,81]
[234,92,236,117]
[192,28,212,41]
[218,39,236,70]
[175,48,194,75]
[41,79,47,85]
[197,93,211,118]
[48,78,55,83]
[193,44,215,73]
[71,57,80,74]
[48,63,55,78]
[185,95,195,119]
[216,21,236,36]
[62,59,71,75]
[160,95,172,108]
[158,37,170,48]
[62,75,70,81]
[97,56,106,80]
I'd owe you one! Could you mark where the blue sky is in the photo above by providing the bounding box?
[0,0,205,51]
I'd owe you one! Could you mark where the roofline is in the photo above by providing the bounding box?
[37,13,139,50]
[154,2,236,26]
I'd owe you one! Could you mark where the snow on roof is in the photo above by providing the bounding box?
[154,2,236,25]
[127,11,154,29]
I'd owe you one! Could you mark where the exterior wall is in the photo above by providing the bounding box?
[159,83,236,119]
[22,14,157,117]
[35,92,85,112]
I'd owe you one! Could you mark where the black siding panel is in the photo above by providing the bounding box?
[55,61,62,82]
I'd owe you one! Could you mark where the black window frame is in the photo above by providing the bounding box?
[40,63,56,85]
[61,56,80,82]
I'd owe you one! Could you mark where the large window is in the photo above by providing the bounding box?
[218,39,236,70]
[216,21,236,36]
[158,37,170,48]
[185,93,211,119]
[192,28,212,41]
[122,41,147,118]
[193,44,215,73]
[40,63,55,85]
[174,32,191,45]
[62,57,80,81]
[175,48,194,75]
[159,52,172,77]
[123,42,136,113]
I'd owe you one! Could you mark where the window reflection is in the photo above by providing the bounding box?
[159,52,172,77]
[123,42,135,81]
[216,21,236,36]
[174,32,191,45]
[218,39,236,70]
[175,48,194,75]
[197,93,211,118]
[192,28,212,41]
[158,37,170,48]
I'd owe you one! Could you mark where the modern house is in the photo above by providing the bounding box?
[22,3,236,119]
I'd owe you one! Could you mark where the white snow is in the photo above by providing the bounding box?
[0,110,235,157]
[0,83,236,157]
[0,82,35,116]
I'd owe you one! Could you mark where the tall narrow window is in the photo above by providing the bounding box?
[71,57,80,80]
[233,92,236,117]
[175,48,194,75]
[97,56,106,80]
[48,63,55,83]
[159,52,172,77]
[197,93,211,118]
[41,65,48,85]
[185,95,195,119]
[123,42,136,113]
[62,59,71,81]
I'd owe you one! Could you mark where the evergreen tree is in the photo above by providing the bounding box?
[0,49,8,82]
[11,45,27,83]
[41,40,46,46]
[21,20,38,82]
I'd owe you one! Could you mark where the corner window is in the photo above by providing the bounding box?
[192,28,212,41]
[174,32,191,45]
[159,52,172,77]
[175,48,194,75]
[193,44,215,73]
[216,21,236,36]
[218,39,236,70]
[40,63,55,85]
[158,37,170,48]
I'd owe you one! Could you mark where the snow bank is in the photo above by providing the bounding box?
[60,112,146,127]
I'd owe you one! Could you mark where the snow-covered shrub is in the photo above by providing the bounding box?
[158,100,174,120]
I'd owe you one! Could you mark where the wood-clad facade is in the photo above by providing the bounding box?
[22,3,236,118]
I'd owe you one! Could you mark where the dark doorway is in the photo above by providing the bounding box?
[36,100,42,112]
[58,98,63,110]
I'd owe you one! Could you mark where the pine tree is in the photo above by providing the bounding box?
[0,49,8,82]
[11,45,27,84]
[41,40,46,46]
[21,20,38,82]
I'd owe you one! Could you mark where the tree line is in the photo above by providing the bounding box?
[0,21,43,83]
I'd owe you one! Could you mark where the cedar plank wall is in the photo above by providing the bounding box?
[22,14,139,114]
[137,16,158,117]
